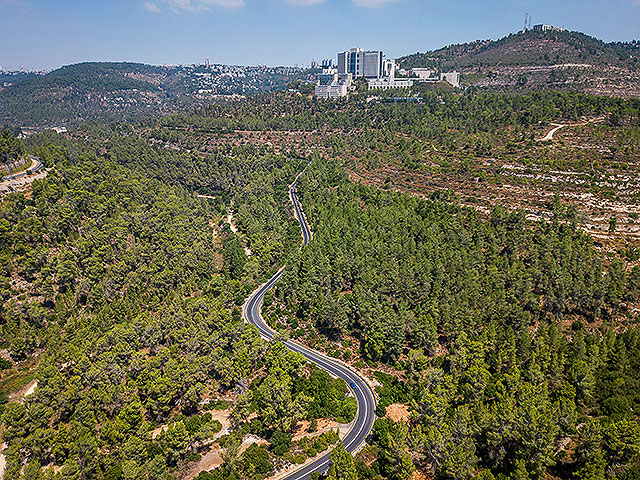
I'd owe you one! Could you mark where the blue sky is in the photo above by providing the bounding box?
[0,0,639,70]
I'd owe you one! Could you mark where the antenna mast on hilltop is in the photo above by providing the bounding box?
[523,13,528,33]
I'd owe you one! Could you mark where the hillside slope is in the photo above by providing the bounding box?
[0,62,190,127]
[0,62,310,128]
[399,30,640,97]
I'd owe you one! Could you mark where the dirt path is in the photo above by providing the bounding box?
[0,442,6,480]
[539,123,566,141]
[23,380,37,397]
[184,450,223,480]
[183,432,267,480]
[226,212,239,233]
[226,212,252,256]
[539,117,604,142]
[0,443,7,480]
[8,379,37,403]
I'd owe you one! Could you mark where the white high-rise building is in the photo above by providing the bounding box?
[383,59,396,78]
[338,48,383,78]
[363,51,383,78]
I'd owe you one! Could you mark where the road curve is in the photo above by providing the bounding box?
[290,182,312,246]
[243,176,376,480]
[539,123,566,142]
[2,156,43,181]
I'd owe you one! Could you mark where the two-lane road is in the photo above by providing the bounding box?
[243,178,376,480]
[2,156,43,181]
[290,182,312,246]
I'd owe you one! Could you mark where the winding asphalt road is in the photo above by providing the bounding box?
[242,175,377,480]
[2,155,43,181]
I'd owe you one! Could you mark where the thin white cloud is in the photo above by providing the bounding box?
[160,0,245,13]
[284,0,326,5]
[201,0,245,7]
[352,0,399,7]
[144,2,161,12]
[0,0,29,6]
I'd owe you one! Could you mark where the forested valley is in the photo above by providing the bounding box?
[1,88,639,480]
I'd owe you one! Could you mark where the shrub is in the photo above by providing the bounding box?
[323,429,340,445]
[242,444,273,475]
[209,419,222,434]
[313,439,328,452]
[203,399,229,411]
[308,418,318,432]
[271,430,292,456]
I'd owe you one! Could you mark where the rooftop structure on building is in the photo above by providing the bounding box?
[533,24,566,32]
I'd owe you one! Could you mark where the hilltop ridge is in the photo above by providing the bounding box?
[398,29,640,97]
[0,62,188,127]
[0,61,310,128]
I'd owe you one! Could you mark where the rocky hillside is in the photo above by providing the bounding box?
[399,30,640,98]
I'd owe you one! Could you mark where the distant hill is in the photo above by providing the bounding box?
[398,30,640,98]
[0,61,310,128]
[0,62,190,127]
[0,71,40,86]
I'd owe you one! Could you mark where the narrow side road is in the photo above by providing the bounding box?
[539,123,566,142]
[1,156,47,197]
[243,176,376,480]
[538,117,604,142]
[1,155,43,180]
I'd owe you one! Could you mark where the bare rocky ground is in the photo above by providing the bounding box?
[386,403,411,423]
[0,167,48,197]
[8,379,37,403]
[469,64,640,99]
[348,158,640,245]
[348,120,640,262]
[182,414,350,480]
[0,443,6,480]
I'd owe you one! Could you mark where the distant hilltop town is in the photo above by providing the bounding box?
[313,48,460,99]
